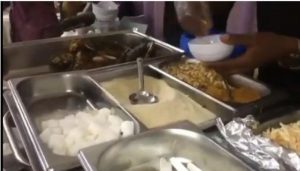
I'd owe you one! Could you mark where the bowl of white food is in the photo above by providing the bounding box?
[188,34,234,62]
[92,1,119,21]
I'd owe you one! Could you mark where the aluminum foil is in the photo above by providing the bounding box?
[216,116,300,171]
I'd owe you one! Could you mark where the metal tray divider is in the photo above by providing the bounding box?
[90,75,149,131]
[3,89,45,171]
[132,29,185,53]
[85,76,144,133]
[7,80,50,170]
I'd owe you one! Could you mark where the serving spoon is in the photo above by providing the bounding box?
[129,58,159,105]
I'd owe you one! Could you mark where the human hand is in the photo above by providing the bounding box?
[205,32,299,75]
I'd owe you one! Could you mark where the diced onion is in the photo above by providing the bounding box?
[39,108,134,156]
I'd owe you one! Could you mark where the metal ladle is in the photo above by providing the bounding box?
[220,75,233,102]
[129,58,159,105]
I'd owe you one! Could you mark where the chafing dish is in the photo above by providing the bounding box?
[4,73,141,171]
[78,122,254,171]
[149,58,288,122]
[3,30,183,80]
[254,109,300,134]
[89,64,218,130]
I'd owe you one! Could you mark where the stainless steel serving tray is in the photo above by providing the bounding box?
[254,109,300,134]
[5,73,141,171]
[3,30,183,80]
[3,112,27,171]
[149,58,288,121]
[88,64,218,130]
[3,90,45,171]
[78,121,254,171]
[253,109,300,157]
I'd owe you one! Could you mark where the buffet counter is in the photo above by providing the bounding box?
[2,30,299,171]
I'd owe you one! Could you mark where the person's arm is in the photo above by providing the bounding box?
[206,33,299,75]
[175,2,234,36]
[2,2,11,11]
[10,2,62,42]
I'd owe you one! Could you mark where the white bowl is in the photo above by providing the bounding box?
[188,34,234,62]
[92,2,119,21]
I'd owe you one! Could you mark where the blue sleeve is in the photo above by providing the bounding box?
[179,33,195,58]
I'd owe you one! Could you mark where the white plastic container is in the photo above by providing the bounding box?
[92,2,119,22]
[188,34,234,62]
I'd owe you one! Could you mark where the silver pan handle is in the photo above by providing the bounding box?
[3,92,30,166]
[3,80,9,91]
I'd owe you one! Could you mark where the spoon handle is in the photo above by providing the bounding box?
[137,58,144,91]
[144,41,154,59]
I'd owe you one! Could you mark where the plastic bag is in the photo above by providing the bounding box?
[174,2,213,36]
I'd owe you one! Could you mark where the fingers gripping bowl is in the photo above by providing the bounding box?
[188,34,234,62]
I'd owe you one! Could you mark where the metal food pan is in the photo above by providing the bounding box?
[253,109,300,155]
[88,64,219,130]
[6,73,141,171]
[3,113,32,171]
[253,109,300,134]
[3,30,183,80]
[149,58,288,120]
[156,59,271,101]
[78,122,254,171]
[3,90,44,171]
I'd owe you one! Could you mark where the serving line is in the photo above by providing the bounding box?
[2,29,291,171]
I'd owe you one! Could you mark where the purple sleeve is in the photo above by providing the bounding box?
[226,2,257,34]
[10,2,62,42]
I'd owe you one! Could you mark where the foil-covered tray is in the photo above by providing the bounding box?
[216,110,300,171]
